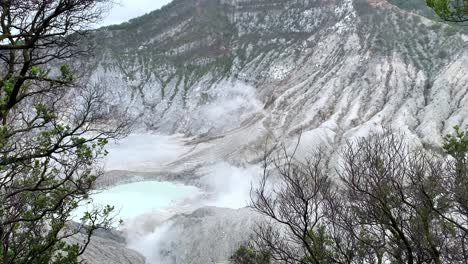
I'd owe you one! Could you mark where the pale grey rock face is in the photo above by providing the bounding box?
[69,229,146,264]
[88,0,467,149]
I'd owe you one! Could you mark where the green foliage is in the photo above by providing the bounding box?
[34,103,55,122]
[2,78,14,96]
[300,225,336,264]
[31,65,40,76]
[230,245,270,264]
[0,122,116,263]
[31,65,50,78]
[0,1,123,263]
[0,77,16,115]
[443,125,468,207]
[60,64,74,82]
[443,125,468,160]
[426,0,468,22]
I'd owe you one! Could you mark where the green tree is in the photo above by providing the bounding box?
[443,125,468,163]
[426,0,468,22]
[230,245,270,264]
[441,125,468,241]
[0,1,127,263]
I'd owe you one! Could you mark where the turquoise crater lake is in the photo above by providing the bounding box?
[74,181,200,221]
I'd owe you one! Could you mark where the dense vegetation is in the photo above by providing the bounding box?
[0,1,127,263]
[426,0,468,22]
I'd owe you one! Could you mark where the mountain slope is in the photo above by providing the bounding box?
[89,0,466,151]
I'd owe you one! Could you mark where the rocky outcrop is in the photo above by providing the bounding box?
[69,228,146,264]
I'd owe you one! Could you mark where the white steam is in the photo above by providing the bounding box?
[126,221,174,264]
[198,162,260,209]
[104,133,189,171]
